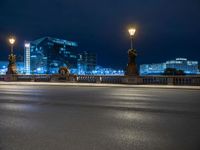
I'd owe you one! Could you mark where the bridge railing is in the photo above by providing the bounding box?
[0,74,51,82]
[140,75,200,86]
[140,76,168,85]
[77,75,123,84]
[0,75,4,81]
[77,75,200,85]
[0,74,200,86]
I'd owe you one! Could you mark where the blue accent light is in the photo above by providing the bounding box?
[140,58,199,75]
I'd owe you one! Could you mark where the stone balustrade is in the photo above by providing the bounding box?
[0,74,200,86]
[140,75,200,86]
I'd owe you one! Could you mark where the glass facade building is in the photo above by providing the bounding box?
[140,58,199,75]
[25,37,79,74]
[140,63,166,75]
[23,37,124,75]
[77,51,97,75]
[166,58,199,74]
[24,42,31,74]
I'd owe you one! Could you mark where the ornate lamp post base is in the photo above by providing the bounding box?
[123,27,141,84]
[127,63,138,76]
[126,49,138,76]
[6,54,17,75]
[123,48,141,84]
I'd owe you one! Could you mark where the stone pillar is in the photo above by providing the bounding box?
[167,77,174,85]
[126,49,138,76]
[123,48,141,84]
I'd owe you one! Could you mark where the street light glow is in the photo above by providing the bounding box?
[9,38,15,45]
[128,28,136,36]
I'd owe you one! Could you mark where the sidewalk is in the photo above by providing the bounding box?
[0,81,200,90]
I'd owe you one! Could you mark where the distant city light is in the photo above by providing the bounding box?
[25,43,30,48]
[37,68,42,71]
[140,58,199,75]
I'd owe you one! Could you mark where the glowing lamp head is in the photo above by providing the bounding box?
[25,43,30,48]
[128,28,136,36]
[9,38,15,45]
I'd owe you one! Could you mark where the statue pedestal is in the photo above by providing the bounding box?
[123,48,141,84]
[4,74,18,81]
[122,75,142,84]
[126,63,138,76]
[6,54,17,75]
[126,48,139,76]
[6,63,17,75]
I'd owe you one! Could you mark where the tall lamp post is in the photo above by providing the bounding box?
[6,36,17,75]
[126,27,138,76]
[128,28,136,49]
[9,37,15,54]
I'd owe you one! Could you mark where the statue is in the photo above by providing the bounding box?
[6,36,17,75]
[58,67,70,80]
[6,54,17,75]
[126,48,138,76]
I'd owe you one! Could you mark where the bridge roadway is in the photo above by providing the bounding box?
[0,83,200,150]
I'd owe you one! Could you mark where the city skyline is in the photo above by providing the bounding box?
[0,0,200,68]
[0,34,199,68]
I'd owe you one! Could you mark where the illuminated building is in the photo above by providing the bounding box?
[140,63,166,75]
[140,58,199,75]
[0,61,24,74]
[25,37,79,74]
[24,42,31,74]
[78,51,97,74]
[92,66,124,75]
[166,58,198,74]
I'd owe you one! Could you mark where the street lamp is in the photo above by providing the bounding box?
[128,28,136,49]
[126,27,138,76]
[6,36,17,75]
[9,37,15,54]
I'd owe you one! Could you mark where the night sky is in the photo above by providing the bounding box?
[0,0,200,69]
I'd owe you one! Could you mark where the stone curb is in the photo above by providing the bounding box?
[0,81,200,90]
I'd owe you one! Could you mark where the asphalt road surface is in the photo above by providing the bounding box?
[0,84,200,150]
